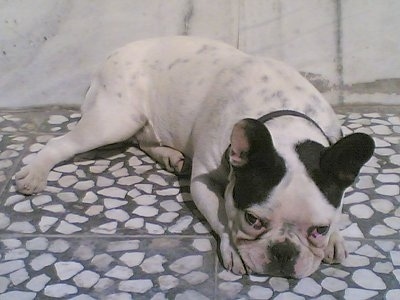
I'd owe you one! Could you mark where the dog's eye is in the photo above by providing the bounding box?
[309,225,330,238]
[244,211,266,230]
[316,226,330,235]
[245,211,258,225]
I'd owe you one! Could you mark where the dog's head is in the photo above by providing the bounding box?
[224,119,374,278]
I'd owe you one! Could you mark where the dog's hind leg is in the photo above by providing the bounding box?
[15,85,146,194]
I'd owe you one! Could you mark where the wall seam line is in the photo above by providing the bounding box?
[336,0,345,105]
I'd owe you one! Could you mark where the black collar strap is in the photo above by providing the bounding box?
[257,110,333,145]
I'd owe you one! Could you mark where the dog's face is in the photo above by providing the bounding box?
[224,119,374,278]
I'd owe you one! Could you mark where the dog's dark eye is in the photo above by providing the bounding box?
[245,211,258,225]
[316,226,330,235]
[309,225,330,238]
[244,211,266,230]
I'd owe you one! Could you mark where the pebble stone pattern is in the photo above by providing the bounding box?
[0,107,399,299]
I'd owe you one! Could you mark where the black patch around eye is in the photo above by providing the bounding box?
[296,140,344,208]
[233,153,286,210]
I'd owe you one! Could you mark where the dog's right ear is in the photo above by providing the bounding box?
[320,133,375,188]
[229,118,277,168]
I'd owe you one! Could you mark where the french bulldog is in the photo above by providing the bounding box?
[15,36,375,278]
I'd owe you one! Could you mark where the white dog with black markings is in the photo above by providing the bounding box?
[16,36,374,278]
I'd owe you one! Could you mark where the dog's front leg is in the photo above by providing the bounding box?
[191,173,246,275]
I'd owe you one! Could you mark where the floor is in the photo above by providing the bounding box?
[0,106,399,300]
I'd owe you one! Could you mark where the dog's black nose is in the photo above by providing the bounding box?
[269,240,299,265]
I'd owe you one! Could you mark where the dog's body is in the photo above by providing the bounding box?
[16,36,374,278]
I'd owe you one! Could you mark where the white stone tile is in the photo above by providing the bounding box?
[145,223,165,235]
[44,283,78,298]
[7,221,36,233]
[90,254,114,271]
[192,239,212,252]
[373,262,394,274]
[168,216,193,233]
[105,209,130,222]
[38,216,58,233]
[48,239,70,253]
[387,290,400,300]
[124,218,144,230]
[132,195,157,206]
[341,255,370,268]
[104,198,128,209]
[321,277,348,292]
[29,254,56,271]
[157,212,179,223]
[105,266,133,280]
[4,248,29,260]
[0,260,24,276]
[293,277,322,297]
[26,274,51,292]
[119,252,145,268]
[349,204,374,219]
[140,255,167,274]
[55,221,81,234]
[182,271,209,285]
[351,269,386,290]
[73,270,100,288]
[118,279,153,294]
[247,286,273,299]
[343,288,378,300]
[0,291,36,300]
[55,261,84,280]
[169,255,203,274]
[132,206,159,217]
[90,222,117,234]
[370,224,397,237]
[25,237,49,251]
[158,275,179,291]
[390,251,400,266]
[269,277,290,292]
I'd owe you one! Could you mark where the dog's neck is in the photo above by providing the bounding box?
[258,110,333,146]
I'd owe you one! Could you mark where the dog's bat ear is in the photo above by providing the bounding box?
[229,118,276,167]
[320,133,375,187]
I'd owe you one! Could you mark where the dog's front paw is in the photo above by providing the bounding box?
[220,235,247,275]
[323,231,348,264]
[15,165,48,195]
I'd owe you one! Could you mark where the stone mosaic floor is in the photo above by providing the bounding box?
[0,106,399,299]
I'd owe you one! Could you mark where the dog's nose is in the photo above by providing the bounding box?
[269,240,299,264]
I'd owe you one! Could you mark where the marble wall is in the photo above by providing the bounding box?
[0,0,399,108]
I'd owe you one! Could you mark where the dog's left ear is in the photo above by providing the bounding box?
[229,118,276,167]
[321,133,375,187]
